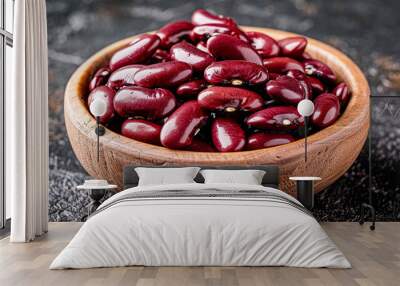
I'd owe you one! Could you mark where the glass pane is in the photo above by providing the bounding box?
[0,39,3,227]
[5,0,14,33]
[5,44,12,219]
[0,0,3,29]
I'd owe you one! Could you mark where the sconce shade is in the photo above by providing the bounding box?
[89,98,107,117]
[297,99,315,117]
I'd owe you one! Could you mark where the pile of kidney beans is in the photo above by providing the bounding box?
[87,9,351,152]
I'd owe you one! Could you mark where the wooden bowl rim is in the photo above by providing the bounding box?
[65,26,370,164]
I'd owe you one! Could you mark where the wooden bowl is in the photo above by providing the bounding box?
[64,27,370,195]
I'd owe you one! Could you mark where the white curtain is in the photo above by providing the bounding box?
[7,0,49,242]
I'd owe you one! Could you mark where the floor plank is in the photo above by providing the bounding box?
[0,222,399,286]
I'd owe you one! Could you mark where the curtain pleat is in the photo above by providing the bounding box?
[9,0,27,242]
[42,0,50,234]
[9,0,49,242]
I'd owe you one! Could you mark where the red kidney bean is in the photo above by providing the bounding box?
[134,61,193,88]
[311,93,340,128]
[263,57,304,74]
[332,82,351,104]
[286,69,305,79]
[304,59,336,84]
[246,31,280,58]
[191,23,248,43]
[113,86,176,120]
[109,34,161,71]
[246,106,304,130]
[191,23,234,42]
[300,80,313,99]
[246,133,295,150]
[211,118,246,152]
[176,79,208,97]
[285,70,313,99]
[235,29,250,43]
[88,86,115,124]
[204,60,268,86]
[286,71,320,96]
[198,86,264,113]
[106,64,143,90]
[160,100,209,149]
[278,36,307,58]
[266,75,306,105]
[207,34,263,65]
[89,67,111,91]
[156,20,194,48]
[170,41,214,73]
[191,9,236,27]
[306,76,325,95]
[184,138,216,152]
[121,119,161,145]
[196,41,210,54]
[151,49,171,63]
[269,73,281,80]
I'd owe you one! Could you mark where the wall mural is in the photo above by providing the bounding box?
[47,0,400,222]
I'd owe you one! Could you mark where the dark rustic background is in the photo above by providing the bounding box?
[46,0,400,221]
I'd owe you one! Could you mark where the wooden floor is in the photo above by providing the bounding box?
[0,222,399,286]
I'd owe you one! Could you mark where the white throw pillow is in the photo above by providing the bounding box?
[200,169,266,185]
[135,167,200,186]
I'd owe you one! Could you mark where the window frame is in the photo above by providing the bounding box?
[0,0,13,231]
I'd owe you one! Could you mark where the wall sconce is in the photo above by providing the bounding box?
[297,99,315,163]
[89,99,107,162]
